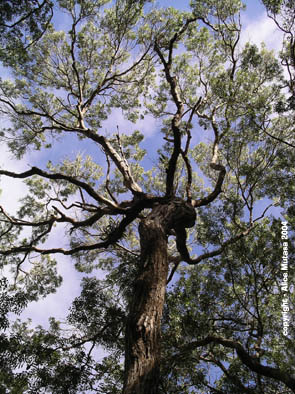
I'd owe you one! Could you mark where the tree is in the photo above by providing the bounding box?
[0,0,53,65]
[0,0,294,393]
[262,0,295,113]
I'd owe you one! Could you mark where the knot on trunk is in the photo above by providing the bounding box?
[147,198,196,233]
[145,199,196,262]
[167,199,196,230]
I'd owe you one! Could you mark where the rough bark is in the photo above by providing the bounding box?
[123,215,168,394]
[123,200,196,394]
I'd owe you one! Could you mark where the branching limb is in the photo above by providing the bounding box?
[0,203,109,240]
[0,166,122,210]
[69,14,85,128]
[172,226,255,265]
[154,41,183,197]
[0,196,159,257]
[191,113,226,207]
[175,336,295,391]
[200,354,256,393]
[105,153,119,204]
[78,129,144,196]
[114,243,140,257]
[154,18,197,198]
[1,0,53,53]
[180,98,202,201]
[262,127,295,149]
[189,226,254,265]
[81,46,153,114]
[51,206,106,234]
[2,0,51,29]
[0,205,57,228]
[192,162,226,207]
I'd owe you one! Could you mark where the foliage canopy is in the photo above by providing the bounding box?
[0,0,294,393]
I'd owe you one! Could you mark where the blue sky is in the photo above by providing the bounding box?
[0,0,285,341]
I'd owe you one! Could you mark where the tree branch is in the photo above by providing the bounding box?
[0,166,121,210]
[188,226,255,265]
[154,18,197,198]
[0,195,167,257]
[177,336,295,391]
[192,117,226,207]
[78,129,144,196]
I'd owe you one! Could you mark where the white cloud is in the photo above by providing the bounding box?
[240,11,284,52]
[0,143,29,214]
[18,214,106,327]
[20,256,80,327]
[102,107,160,138]
[0,146,105,328]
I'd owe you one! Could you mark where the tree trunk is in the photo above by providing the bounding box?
[123,212,168,394]
[123,200,196,394]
